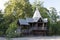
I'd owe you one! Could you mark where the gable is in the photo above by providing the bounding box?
[38,18,43,22]
[33,7,41,18]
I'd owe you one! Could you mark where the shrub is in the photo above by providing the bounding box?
[0,31,4,36]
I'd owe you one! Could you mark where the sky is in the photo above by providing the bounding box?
[0,0,60,13]
[0,0,9,11]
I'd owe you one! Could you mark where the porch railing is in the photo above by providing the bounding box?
[21,27,47,33]
[29,27,47,31]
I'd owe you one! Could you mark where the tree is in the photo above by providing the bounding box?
[0,10,4,36]
[32,0,49,18]
[49,7,58,23]
[48,7,58,35]
[0,10,3,18]
[4,0,33,37]
[4,0,33,18]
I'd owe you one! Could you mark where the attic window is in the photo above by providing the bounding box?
[38,18,43,22]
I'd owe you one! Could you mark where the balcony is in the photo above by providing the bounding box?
[39,27,47,30]
[29,27,47,31]
[21,27,47,33]
[22,29,29,33]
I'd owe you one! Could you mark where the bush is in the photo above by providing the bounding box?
[6,31,22,38]
[6,21,22,38]
[0,31,4,36]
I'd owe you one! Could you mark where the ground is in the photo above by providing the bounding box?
[0,36,60,40]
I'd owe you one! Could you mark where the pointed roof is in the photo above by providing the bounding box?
[32,7,42,22]
[33,7,41,18]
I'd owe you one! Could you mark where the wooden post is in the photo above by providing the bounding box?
[42,23,44,30]
[42,23,44,36]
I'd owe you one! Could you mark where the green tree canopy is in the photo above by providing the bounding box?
[4,0,33,36]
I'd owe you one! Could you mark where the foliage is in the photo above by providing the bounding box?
[0,31,4,36]
[6,21,18,37]
[32,0,49,18]
[47,7,59,35]
[4,0,33,18]
[0,10,5,36]
[0,0,60,37]
[3,0,33,37]
[49,7,58,23]
[55,21,60,35]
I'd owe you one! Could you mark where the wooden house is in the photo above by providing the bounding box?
[17,7,48,36]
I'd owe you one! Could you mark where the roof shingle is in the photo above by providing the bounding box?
[19,19,29,25]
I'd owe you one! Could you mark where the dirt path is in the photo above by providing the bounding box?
[0,36,60,40]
